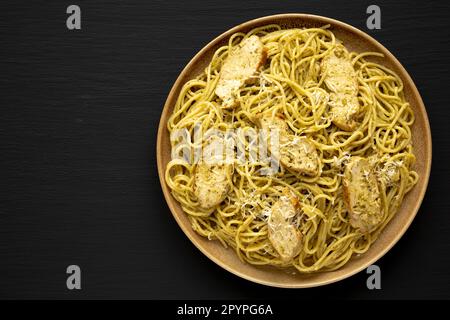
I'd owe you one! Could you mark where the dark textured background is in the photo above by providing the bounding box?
[1,0,449,299]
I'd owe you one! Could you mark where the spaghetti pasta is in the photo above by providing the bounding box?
[165,25,418,272]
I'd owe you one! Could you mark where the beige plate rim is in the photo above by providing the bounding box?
[156,13,432,288]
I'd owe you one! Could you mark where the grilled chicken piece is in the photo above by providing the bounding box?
[215,35,267,108]
[321,46,360,131]
[328,93,360,131]
[280,136,320,176]
[255,113,290,136]
[256,113,320,176]
[193,164,230,210]
[268,189,303,262]
[343,157,383,233]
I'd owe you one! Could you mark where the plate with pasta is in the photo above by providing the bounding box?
[157,14,431,287]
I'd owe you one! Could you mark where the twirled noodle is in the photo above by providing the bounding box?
[165,25,418,272]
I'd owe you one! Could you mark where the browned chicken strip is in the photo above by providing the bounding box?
[343,157,383,232]
[268,189,303,262]
[256,113,320,176]
[321,45,360,131]
[193,164,230,210]
[215,35,267,108]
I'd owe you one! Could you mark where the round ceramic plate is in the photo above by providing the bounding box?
[157,14,432,288]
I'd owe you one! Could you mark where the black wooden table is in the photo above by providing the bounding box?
[1,0,449,299]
